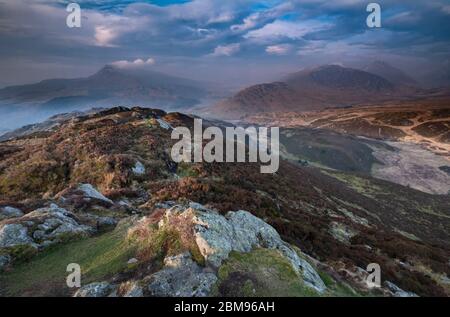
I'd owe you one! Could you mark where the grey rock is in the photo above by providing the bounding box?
[127,258,138,265]
[74,282,112,297]
[96,216,118,229]
[0,223,36,248]
[189,207,326,293]
[132,161,146,176]
[0,206,24,220]
[384,281,418,297]
[147,253,217,297]
[1,204,94,257]
[78,184,114,205]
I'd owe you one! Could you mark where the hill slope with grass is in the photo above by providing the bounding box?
[1,107,449,297]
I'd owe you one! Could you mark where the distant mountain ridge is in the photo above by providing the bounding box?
[207,64,422,119]
[363,61,418,86]
[0,65,217,129]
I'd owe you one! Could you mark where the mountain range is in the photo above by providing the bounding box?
[0,65,218,130]
[207,64,423,119]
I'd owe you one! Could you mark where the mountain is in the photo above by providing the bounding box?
[0,65,215,130]
[207,65,420,119]
[0,106,449,297]
[363,61,418,86]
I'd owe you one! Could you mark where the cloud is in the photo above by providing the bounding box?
[211,43,241,56]
[111,57,156,68]
[245,20,331,43]
[0,0,449,87]
[266,44,293,55]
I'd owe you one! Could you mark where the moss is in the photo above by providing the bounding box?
[213,248,320,297]
[0,224,135,296]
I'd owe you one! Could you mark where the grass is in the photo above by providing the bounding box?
[0,223,135,297]
[212,248,320,297]
[321,170,384,198]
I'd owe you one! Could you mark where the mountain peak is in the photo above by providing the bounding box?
[364,61,418,86]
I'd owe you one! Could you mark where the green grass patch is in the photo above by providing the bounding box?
[212,248,319,297]
[0,224,135,297]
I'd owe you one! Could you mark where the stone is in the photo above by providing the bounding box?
[127,258,138,265]
[0,204,94,258]
[78,184,114,205]
[0,206,24,220]
[132,161,146,175]
[384,281,418,297]
[190,208,326,293]
[155,203,326,294]
[74,282,113,297]
[147,253,217,297]
[0,223,36,248]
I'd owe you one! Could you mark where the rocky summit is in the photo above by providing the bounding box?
[0,107,449,297]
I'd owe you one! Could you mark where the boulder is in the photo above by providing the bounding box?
[74,282,113,297]
[77,184,114,205]
[57,184,113,208]
[0,206,24,220]
[157,203,326,293]
[0,204,94,258]
[132,161,146,176]
[0,223,36,249]
[191,208,326,293]
[147,253,217,297]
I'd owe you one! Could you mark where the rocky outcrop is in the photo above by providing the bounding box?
[0,206,24,220]
[74,282,113,297]
[0,204,94,259]
[147,253,217,297]
[156,203,326,294]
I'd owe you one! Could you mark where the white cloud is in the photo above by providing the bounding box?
[211,43,241,56]
[245,20,330,43]
[111,57,156,68]
[266,44,293,55]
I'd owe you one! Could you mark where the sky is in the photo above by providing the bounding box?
[0,0,449,88]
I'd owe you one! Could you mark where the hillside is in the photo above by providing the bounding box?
[207,65,420,119]
[0,107,449,297]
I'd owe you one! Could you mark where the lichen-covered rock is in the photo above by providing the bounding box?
[0,204,94,259]
[157,203,326,293]
[0,206,24,220]
[147,253,217,297]
[74,282,113,297]
[0,223,36,249]
[191,208,325,293]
